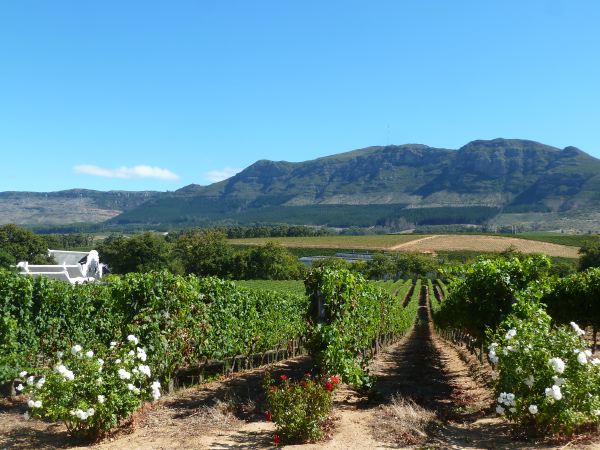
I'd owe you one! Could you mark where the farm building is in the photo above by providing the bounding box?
[17,249,106,284]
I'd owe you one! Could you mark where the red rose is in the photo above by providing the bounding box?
[279,374,287,381]
[325,381,334,391]
[331,375,340,385]
[273,434,280,444]
[265,411,272,422]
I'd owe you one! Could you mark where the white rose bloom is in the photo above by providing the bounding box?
[118,369,131,380]
[545,385,562,401]
[85,350,94,358]
[87,408,95,416]
[524,375,534,387]
[19,371,28,378]
[138,364,151,377]
[505,328,517,340]
[36,377,45,388]
[592,358,600,365]
[34,400,42,408]
[570,322,586,336]
[151,380,161,400]
[136,347,147,361]
[26,376,35,385]
[128,350,135,356]
[98,395,106,404]
[71,344,82,355]
[110,341,117,348]
[595,410,600,416]
[64,370,75,381]
[28,399,34,408]
[115,359,121,364]
[56,351,64,358]
[529,404,538,414]
[98,358,104,366]
[16,384,24,391]
[496,405,505,415]
[127,335,139,345]
[578,351,588,365]
[549,357,566,374]
[552,376,565,386]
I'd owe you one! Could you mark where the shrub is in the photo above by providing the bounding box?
[18,335,161,439]
[487,285,600,434]
[264,372,339,444]
[435,255,550,341]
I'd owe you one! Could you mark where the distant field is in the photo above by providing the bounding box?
[399,235,580,258]
[229,234,580,258]
[229,234,424,249]
[516,233,596,248]
[233,280,306,296]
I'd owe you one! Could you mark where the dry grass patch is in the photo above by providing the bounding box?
[372,396,438,445]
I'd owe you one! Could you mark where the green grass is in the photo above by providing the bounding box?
[233,280,306,296]
[516,232,596,248]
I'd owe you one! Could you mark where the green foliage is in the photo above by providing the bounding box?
[364,252,438,280]
[0,248,15,269]
[98,233,174,274]
[19,337,160,439]
[487,287,600,434]
[0,269,308,385]
[174,230,232,277]
[233,280,306,296]
[434,255,551,340]
[0,224,54,264]
[304,268,417,387]
[543,268,600,338]
[241,242,304,280]
[579,237,600,271]
[265,373,339,444]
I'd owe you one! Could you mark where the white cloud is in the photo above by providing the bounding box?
[205,167,241,183]
[73,164,180,181]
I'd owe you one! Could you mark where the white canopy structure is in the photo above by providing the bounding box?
[18,249,106,284]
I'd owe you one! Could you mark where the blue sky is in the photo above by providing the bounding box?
[1,1,599,192]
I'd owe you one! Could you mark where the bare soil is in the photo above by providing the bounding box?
[3,287,599,449]
[397,234,580,258]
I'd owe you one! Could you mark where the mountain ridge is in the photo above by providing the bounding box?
[2,138,600,230]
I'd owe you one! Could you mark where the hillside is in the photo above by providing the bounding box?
[2,139,600,229]
[111,139,600,228]
[0,189,159,225]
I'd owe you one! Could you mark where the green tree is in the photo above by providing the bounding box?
[174,230,232,277]
[0,224,54,264]
[243,242,303,280]
[579,237,600,271]
[0,248,14,269]
[98,233,172,274]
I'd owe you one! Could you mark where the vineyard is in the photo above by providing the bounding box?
[2,255,600,448]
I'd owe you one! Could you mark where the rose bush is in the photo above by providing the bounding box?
[19,335,160,438]
[487,284,600,433]
[264,372,340,444]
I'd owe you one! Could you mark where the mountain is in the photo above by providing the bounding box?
[0,189,159,225]
[3,139,600,229]
[110,139,600,228]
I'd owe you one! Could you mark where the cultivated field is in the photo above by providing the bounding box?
[399,234,580,258]
[230,234,581,258]
[230,234,423,249]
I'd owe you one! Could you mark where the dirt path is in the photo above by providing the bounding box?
[3,286,599,449]
[389,234,439,250]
